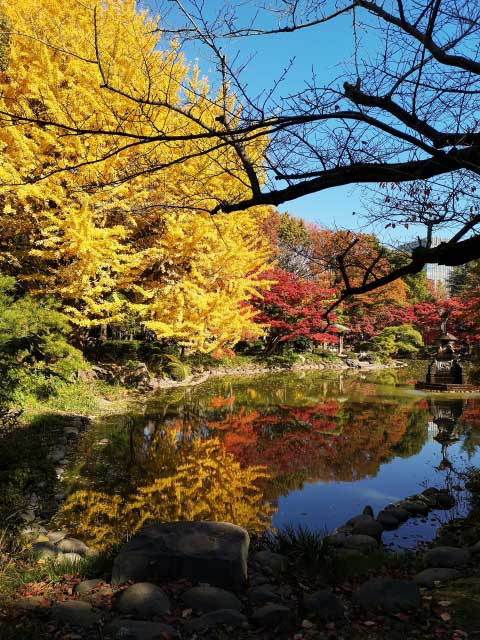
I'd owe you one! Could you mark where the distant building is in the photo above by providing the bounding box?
[399,237,455,295]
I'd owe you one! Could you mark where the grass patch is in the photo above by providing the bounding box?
[21,379,130,417]
[265,524,415,582]
[0,537,116,603]
[265,524,330,571]
[435,576,480,629]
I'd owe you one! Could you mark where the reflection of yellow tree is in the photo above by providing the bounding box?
[56,436,271,549]
[56,491,124,550]
[126,438,271,533]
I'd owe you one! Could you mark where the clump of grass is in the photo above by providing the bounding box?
[264,524,413,582]
[265,524,332,574]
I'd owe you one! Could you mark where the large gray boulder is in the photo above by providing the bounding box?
[397,500,430,516]
[421,488,455,509]
[354,578,421,611]
[248,585,281,605]
[112,521,249,589]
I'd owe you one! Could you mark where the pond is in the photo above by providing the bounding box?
[55,366,480,550]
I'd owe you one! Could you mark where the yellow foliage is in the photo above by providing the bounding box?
[0,0,273,349]
[56,433,272,550]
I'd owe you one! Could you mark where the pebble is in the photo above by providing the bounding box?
[424,546,470,568]
[105,619,178,639]
[115,582,171,618]
[415,568,462,588]
[57,537,89,555]
[253,550,288,572]
[74,579,104,595]
[249,585,281,605]
[251,604,292,627]
[47,530,68,544]
[184,609,247,631]
[50,601,99,627]
[343,534,378,553]
[353,577,421,611]
[181,585,242,612]
[30,541,60,559]
[303,590,344,620]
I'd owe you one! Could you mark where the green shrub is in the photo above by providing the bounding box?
[0,276,85,409]
[164,354,191,381]
[372,324,423,358]
[86,339,140,363]
[263,349,299,368]
[312,348,340,362]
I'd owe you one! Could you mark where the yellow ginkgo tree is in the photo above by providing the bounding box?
[0,0,273,350]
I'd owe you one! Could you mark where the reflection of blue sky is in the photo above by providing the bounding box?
[272,437,480,548]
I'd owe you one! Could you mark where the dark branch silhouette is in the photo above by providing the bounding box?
[1,0,479,302]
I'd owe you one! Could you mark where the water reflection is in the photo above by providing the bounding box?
[55,370,480,549]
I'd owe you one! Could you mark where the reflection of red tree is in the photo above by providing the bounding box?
[209,395,236,409]
[204,400,413,485]
[460,401,480,427]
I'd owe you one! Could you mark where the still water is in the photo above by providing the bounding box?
[56,367,480,549]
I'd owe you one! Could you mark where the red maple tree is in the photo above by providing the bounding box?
[252,268,339,352]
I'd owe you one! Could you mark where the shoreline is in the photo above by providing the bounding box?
[149,358,405,391]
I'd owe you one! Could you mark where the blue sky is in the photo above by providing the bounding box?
[144,1,417,245]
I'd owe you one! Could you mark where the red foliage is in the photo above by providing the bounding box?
[253,268,339,349]
[413,297,470,344]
